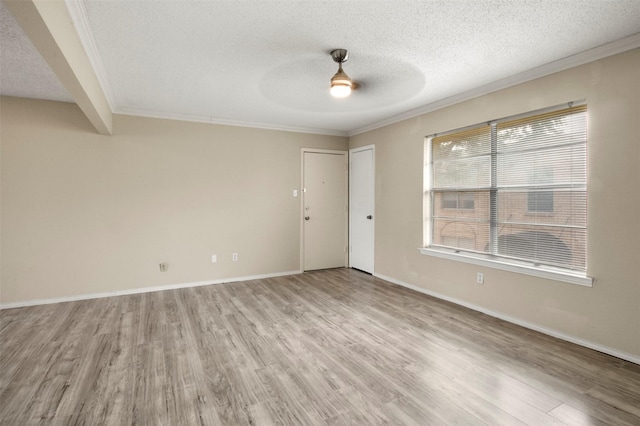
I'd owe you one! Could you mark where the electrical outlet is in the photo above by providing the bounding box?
[159,262,169,272]
[476,272,484,284]
[211,254,217,263]
[232,253,238,262]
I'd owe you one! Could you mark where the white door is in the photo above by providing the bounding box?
[349,146,375,273]
[302,150,347,271]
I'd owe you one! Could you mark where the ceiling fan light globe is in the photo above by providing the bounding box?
[330,73,353,98]
[330,84,352,98]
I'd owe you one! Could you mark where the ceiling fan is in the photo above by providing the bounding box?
[329,49,358,98]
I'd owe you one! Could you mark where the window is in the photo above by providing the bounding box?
[442,236,475,251]
[527,169,554,212]
[442,192,475,209]
[424,103,587,276]
[527,190,554,213]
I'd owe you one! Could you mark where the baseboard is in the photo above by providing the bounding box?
[374,272,640,366]
[0,270,302,310]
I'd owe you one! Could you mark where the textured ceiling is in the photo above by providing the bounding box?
[0,2,73,103]
[2,1,640,136]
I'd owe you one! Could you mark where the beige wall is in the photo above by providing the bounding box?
[2,50,638,359]
[349,49,640,358]
[0,97,347,303]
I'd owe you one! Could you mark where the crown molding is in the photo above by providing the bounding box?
[348,33,640,137]
[64,0,116,111]
[62,1,344,137]
[62,3,638,139]
[116,106,349,137]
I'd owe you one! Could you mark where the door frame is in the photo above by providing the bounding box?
[300,148,349,272]
[349,144,375,273]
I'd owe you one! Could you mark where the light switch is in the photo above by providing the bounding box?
[293,189,298,197]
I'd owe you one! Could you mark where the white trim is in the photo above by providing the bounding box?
[349,144,376,274]
[373,272,640,366]
[349,145,376,154]
[419,247,593,287]
[423,137,433,247]
[0,270,301,310]
[64,0,116,110]
[348,33,640,137]
[116,108,348,137]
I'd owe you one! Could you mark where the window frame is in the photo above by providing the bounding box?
[421,102,593,287]
[442,191,475,210]
[527,190,554,213]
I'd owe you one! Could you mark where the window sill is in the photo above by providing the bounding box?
[418,247,594,287]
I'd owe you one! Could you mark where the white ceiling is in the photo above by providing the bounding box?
[0,2,73,103]
[2,1,640,136]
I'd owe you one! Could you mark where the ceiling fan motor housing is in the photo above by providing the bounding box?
[331,49,349,63]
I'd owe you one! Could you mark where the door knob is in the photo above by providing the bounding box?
[305,216,310,221]
[366,215,373,220]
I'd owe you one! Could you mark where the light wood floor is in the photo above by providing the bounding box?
[1,268,639,425]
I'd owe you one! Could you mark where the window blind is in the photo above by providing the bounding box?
[431,126,492,257]
[429,104,587,272]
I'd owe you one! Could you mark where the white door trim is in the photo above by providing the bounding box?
[300,148,349,272]
[349,144,375,273]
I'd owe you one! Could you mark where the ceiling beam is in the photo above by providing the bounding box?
[4,0,112,135]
